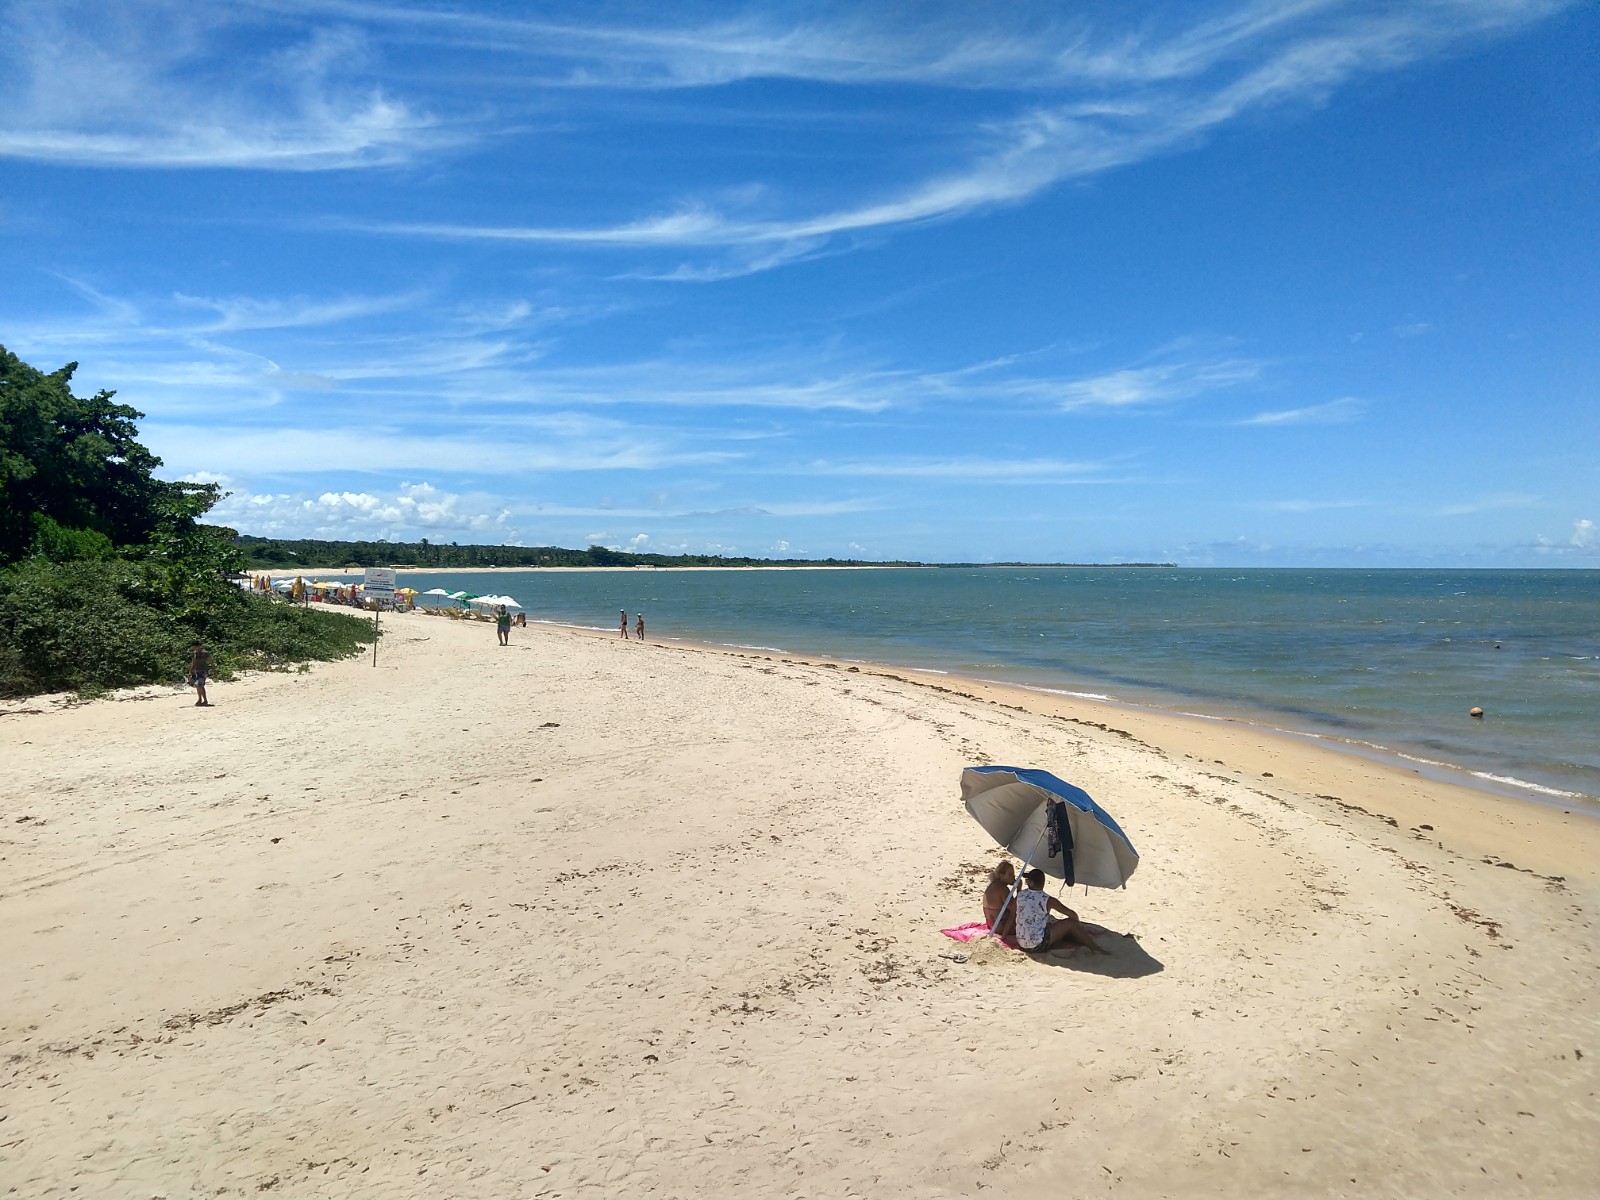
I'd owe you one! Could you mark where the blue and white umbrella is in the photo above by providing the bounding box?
[962,765,1139,890]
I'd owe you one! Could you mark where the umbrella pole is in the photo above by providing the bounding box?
[990,827,1047,940]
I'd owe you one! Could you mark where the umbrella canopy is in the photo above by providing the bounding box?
[962,765,1139,890]
[419,588,451,596]
[446,590,476,601]
[470,594,523,608]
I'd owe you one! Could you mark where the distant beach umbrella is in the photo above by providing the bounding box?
[962,766,1139,890]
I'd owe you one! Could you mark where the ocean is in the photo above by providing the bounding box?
[317,567,1600,808]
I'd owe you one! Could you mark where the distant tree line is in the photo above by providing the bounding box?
[235,535,1177,571]
[234,535,930,570]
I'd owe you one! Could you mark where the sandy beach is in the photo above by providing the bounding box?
[3,612,1596,1198]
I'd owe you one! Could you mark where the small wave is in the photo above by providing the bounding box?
[721,642,788,652]
[1468,771,1585,799]
[987,679,1111,702]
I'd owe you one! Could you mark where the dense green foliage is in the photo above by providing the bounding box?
[0,347,219,562]
[0,345,373,697]
[0,558,373,698]
[236,534,927,569]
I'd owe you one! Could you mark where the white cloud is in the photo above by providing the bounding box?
[144,423,735,477]
[336,1,1570,260]
[1258,498,1370,512]
[0,11,447,169]
[171,290,423,332]
[1432,492,1540,518]
[806,457,1115,481]
[1239,396,1365,426]
[1057,359,1262,410]
[1571,518,1596,549]
[210,480,519,541]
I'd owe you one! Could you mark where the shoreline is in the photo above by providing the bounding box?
[263,570,1600,811]
[504,613,1599,883]
[513,611,1600,821]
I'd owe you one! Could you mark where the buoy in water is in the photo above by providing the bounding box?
[1469,706,1484,718]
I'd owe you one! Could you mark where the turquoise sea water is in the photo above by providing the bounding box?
[324,567,1599,807]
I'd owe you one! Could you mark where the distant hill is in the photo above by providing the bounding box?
[233,535,1173,570]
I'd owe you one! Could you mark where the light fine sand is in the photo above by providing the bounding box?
[3,614,1597,1198]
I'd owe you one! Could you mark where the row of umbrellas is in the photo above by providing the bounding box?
[416,588,523,609]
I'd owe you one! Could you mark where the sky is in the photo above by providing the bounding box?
[2,0,1596,566]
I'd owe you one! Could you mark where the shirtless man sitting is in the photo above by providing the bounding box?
[1013,868,1109,954]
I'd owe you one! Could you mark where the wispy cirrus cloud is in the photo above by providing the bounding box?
[331,1,1572,257]
[171,290,425,333]
[1056,357,1263,411]
[1239,397,1365,425]
[147,422,738,478]
[1256,498,1372,512]
[1431,492,1541,518]
[0,6,446,168]
[803,457,1119,482]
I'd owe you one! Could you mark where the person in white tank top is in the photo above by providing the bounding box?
[1014,869,1109,955]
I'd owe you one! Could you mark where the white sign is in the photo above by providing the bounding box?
[364,568,396,598]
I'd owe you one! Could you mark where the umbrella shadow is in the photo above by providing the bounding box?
[1027,932,1164,978]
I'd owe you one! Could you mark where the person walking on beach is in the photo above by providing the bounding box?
[187,641,212,708]
[495,604,511,647]
[635,612,645,641]
[619,609,630,639]
[1014,869,1108,954]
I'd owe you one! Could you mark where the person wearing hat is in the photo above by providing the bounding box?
[635,612,645,641]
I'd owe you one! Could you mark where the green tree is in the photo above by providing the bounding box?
[0,345,218,561]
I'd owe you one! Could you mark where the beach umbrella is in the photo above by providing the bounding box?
[962,765,1139,890]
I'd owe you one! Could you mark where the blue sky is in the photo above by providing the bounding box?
[2,0,1595,565]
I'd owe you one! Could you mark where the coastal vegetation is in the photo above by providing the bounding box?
[0,346,372,698]
[236,535,929,570]
[236,535,1175,571]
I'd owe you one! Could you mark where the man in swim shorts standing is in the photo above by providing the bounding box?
[188,641,212,707]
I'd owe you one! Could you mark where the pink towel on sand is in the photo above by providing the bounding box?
[940,921,1020,949]
[940,920,1111,951]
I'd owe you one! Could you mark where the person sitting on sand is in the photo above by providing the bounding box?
[983,860,1018,941]
[1014,869,1109,955]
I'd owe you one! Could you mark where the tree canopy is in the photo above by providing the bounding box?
[0,345,373,697]
[0,346,218,561]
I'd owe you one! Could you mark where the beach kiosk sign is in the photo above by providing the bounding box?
[364,568,396,606]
